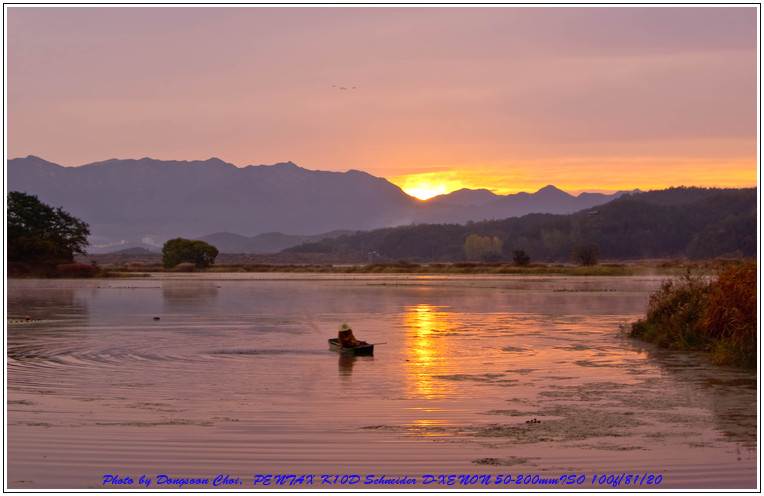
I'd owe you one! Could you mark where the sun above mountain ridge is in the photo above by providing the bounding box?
[392,172,469,200]
[403,182,450,201]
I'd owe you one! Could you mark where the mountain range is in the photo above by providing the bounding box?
[285,187,756,262]
[197,230,353,254]
[8,155,627,253]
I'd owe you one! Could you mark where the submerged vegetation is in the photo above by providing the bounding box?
[629,262,756,368]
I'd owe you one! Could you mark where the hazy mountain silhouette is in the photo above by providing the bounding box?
[198,230,353,254]
[109,246,159,255]
[9,156,416,250]
[428,188,499,206]
[8,156,625,252]
[420,184,628,224]
[285,187,756,262]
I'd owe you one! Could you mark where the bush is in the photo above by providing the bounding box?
[572,244,599,266]
[702,262,756,367]
[162,238,219,268]
[630,262,756,368]
[512,250,531,266]
[630,271,710,349]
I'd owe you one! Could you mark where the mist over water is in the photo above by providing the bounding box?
[7,274,756,489]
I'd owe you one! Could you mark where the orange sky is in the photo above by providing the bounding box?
[389,155,756,199]
[7,7,758,199]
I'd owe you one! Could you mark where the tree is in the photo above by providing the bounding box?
[512,249,531,266]
[572,243,599,266]
[464,234,503,261]
[8,191,90,264]
[162,238,219,268]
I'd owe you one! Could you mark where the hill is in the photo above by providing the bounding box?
[8,156,416,247]
[8,156,623,250]
[284,187,756,263]
[197,230,353,254]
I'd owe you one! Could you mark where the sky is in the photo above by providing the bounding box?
[7,6,758,199]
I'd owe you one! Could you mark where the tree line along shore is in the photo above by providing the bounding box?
[8,190,757,368]
[73,256,755,278]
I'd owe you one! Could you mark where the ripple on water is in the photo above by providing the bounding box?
[6,275,757,489]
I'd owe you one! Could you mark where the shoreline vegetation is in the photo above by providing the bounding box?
[10,255,757,369]
[8,190,757,368]
[11,257,753,278]
[629,261,756,369]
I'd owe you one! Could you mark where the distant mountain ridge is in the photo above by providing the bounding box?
[9,155,626,252]
[198,230,353,254]
[285,187,756,262]
[418,184,632,224]
[428,188,499,206]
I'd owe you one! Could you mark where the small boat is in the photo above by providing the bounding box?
[328,338,374,356]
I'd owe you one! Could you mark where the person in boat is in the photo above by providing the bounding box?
[338,323,368,348]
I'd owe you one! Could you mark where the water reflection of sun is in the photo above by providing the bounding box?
[403,304,453,399]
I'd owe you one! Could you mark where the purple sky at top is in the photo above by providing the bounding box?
[6,6,758,191]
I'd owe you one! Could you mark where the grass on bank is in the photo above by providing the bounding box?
[17,257,750,279]
[205,262,637,276]
[88,258,746,277]
[629,261,756,368]
[10,261,645,278]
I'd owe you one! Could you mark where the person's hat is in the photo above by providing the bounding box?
[339,323,352,331]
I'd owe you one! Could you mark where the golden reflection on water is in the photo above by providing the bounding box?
[403,304,455,399]
[411,418,451,437]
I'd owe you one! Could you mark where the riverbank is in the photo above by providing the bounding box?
[629,261,756,368]
[51,257,750,279]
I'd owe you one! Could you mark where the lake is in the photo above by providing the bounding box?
[7,274,757,489]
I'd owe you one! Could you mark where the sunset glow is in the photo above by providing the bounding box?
[7,7,757,193]
[395,172,468,200]
[390,157,757,198]
[402,184,449,201]
[5,6,759,491]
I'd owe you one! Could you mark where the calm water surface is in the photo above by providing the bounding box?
[7,274,757,489]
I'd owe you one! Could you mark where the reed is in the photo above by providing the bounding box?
[629,262,756,368]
